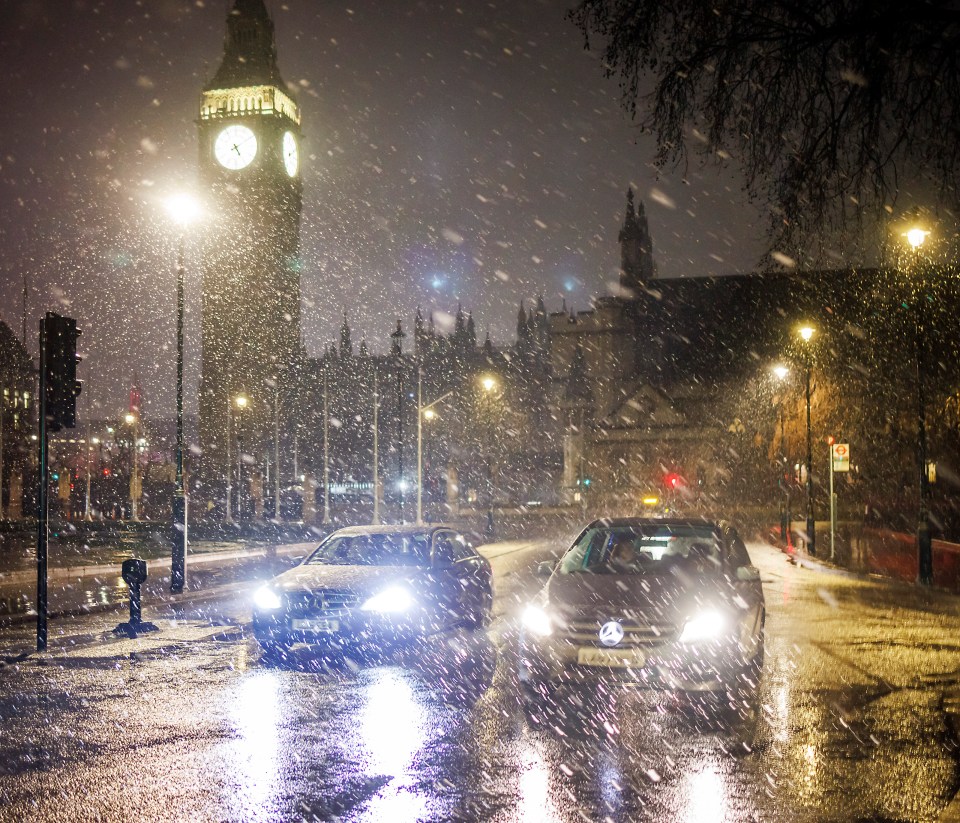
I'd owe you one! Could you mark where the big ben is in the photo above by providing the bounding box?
[197,0,303,510]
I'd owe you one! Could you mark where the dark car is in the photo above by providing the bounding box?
[252,524,493,655]
[518,517,764,699]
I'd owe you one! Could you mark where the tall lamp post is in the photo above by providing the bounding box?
[225,393,248,525]
[773,365,790,542]
[798,326,816,555]
[906,226,933,585]
[479,374,499,539]
[272,379,281,521]
[322,367,331,525]
[164,193,200,593]
[416,366,454,526]
[124,412,140,521]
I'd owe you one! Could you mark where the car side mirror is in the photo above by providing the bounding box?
[736,565,761,582]
[537,561,554,577]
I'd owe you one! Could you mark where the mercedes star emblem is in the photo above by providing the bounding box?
[599,620,624,647]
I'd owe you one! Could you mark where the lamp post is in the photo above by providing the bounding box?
[372,366,380,525]
[773,365,790,542]
[225,393,247,525]
[164,193,199,592]
[416,367,454,526]
[85,437,99,522]
[798,326,816,555]
[906,226,933,585]
[273,379,281,521]
[479,374,499,539]
[124,412,139,521]
[323,367,331,525]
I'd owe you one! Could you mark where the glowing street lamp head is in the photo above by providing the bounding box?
[124,413,136,426]
[422,408,436,421]
[234,395,249,409]
[481,376,497,392]
[905,227,929,249]
[798,326,815,343]
[773,365,789,380]
[165,193,202,227]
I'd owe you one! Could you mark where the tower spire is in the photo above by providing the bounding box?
[618,187,655,293]
[206,0,286,90]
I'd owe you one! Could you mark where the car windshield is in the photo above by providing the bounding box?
[558,524,723,576]
[305,533,431,567]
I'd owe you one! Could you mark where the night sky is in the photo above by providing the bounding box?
[0,0,774,419]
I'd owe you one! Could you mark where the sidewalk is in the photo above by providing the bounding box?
[0,539,317,585]
[765,529,960,823]
[0,538,317,627]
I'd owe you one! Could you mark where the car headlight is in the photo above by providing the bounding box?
[679,609,727,643]
[361,585,414,613]
[254,586,282,610]
[522,605,553,636]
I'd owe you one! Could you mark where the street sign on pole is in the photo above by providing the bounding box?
[832,443,850,472]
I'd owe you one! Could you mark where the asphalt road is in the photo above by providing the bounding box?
[2,537,960,822]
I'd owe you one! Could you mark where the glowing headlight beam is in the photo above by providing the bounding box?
[522,605,553,636]
[679,610,727,644]
[253,586,282,610]
[361,585,414,613]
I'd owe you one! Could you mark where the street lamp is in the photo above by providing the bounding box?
[417,368,454,526]
[164,193,200,592]
[225,393,248,525]
[798,326,816,555]
[904,225,933,585]
[323,367,331,525]
[479,374,499,539]
[124,412,139,521]
[772,365,790,542]
[85,436,99,522]
[271,378,281,522]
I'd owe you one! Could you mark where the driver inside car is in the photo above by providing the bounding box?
[604,536,637,572]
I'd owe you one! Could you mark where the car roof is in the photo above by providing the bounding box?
[585,516,725,530]
[325,524,459,538]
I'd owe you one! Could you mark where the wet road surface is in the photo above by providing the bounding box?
[2,538,960,821]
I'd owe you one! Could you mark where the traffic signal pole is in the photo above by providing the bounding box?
[36,312,83,652]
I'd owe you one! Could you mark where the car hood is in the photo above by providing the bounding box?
[543,568,728,626]
[266,563,420,596]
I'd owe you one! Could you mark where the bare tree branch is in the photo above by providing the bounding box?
[569,0,960,252]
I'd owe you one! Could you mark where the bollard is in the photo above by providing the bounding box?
[113,558,159,638]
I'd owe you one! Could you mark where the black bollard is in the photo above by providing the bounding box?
[114,558,159,638]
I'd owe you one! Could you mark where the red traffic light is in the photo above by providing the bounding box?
[664,472,684,490]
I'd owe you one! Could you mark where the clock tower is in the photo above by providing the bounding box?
[197,0,303,508]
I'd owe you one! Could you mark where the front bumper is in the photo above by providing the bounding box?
[518,631,755,692]
[252,607,424,650]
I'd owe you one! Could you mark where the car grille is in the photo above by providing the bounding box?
[557,619,678,648]
[287,589,361,615]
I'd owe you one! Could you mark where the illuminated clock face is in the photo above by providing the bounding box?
[283,131,298,177]
[214,125,258,169]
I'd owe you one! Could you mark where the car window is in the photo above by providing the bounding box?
[433,533,455,564]
[305,533,430,566]
[727,530,752,567]
[451,533,475,562]
[558,524,723,576]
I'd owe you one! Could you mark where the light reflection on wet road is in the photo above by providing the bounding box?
[2,538,960,821]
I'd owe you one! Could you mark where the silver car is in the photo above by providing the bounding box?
[252,524,493,656]
[519,517,764,699]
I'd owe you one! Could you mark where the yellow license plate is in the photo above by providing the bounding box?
[292,618,340,632]
[577,647,645,668]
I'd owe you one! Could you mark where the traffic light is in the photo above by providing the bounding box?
[664,472,684,490]
[43,312,83,432]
